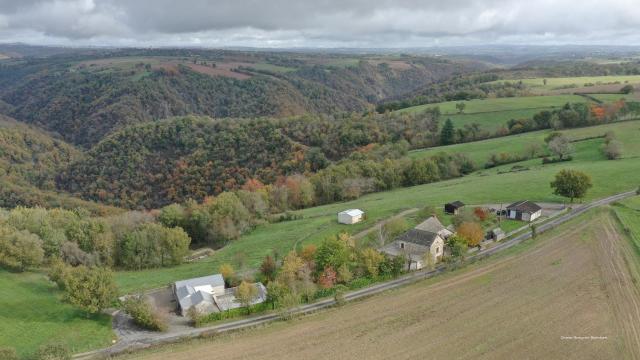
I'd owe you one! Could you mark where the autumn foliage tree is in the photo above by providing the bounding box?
[260,255,277,282]
[473,207,488,221]
[456,222,484,247]
[318,266,337,289]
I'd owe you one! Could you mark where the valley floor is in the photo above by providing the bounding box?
[122,209,640,360]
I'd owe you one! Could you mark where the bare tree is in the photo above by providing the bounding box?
[548,135,574,160]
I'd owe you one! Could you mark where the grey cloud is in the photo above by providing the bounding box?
[0,0,638,46]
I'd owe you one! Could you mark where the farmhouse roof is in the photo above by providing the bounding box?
[339,209,364,217]
[415,216,447,233]
[175,274,224,290]
[506,200,542,214]
[396,229,440,247]
[174,274,225,312]
[446,201,465,208]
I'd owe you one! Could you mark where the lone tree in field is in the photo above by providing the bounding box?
[455,102,466,114]
[550,169,593,203]
[440,118,455,145]
[547,134,574,160]
[236,281,258,314]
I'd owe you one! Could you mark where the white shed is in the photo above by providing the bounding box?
[338,209,364,224]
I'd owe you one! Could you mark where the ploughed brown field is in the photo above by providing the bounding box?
[127,210,640,360]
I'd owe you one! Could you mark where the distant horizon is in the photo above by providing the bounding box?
[3,42,640,52]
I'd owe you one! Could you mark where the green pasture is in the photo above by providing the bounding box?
[116,120,640,293]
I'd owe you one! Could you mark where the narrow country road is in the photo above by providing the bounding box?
[73,189,638,359]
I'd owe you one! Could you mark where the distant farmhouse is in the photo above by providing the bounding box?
[381,216,450,270]
[173,274,267,316]
[338,209,365,224]
[506,200,542,222]
[444,201,465,215]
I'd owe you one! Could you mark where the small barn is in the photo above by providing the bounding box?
[487,228,506,241]
[444,201,465,215]
[338,209,365,224]
[506,200,542,222]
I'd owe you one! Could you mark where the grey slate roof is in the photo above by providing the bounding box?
[174,274,224,290]
[396,229,440,247]
[174,274,225,314]
[415,216,447,234]
[506,200,542,214]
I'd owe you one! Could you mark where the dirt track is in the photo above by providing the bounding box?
[128,211,640,360]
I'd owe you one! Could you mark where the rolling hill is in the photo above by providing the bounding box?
[0,50,479,147]
[0,114,119,214]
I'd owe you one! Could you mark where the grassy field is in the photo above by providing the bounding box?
[408,119,640,164]
[398,95,588,133]
[398,95,586,115]
[120,209,640,360]
[116,120,640,293]
[444,107,555,133]
[491,75,640,91]
[250,63,297,73]
[612,196,640,256]
[588,93,640,102]
[0,271,114,358]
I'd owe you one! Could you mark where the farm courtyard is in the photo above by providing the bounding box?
[122,209,640,360]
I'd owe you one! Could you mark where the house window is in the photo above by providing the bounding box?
[436,246,441,254]
[400,242,405,249]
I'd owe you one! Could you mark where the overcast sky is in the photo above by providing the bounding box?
[1,0,639,48]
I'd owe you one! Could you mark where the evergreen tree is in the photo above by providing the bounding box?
[440,118,455,145]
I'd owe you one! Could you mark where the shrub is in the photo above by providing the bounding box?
[35,342,71,360]
[336,263,353,284]
[278,292,301,321]
[542,156,573,164]
[602,140,623,160]
[192,303,270,326]
[219,263,236,286]
[64,266,118,314]
[0,347,18,360]
[47,257,71,290]
[318,266,337,289]
[334,285,348,306]
[359,248,384,277]
[121,296,167,332]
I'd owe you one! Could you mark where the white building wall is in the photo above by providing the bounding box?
[338,212,363,224]
[529,210,542,222]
